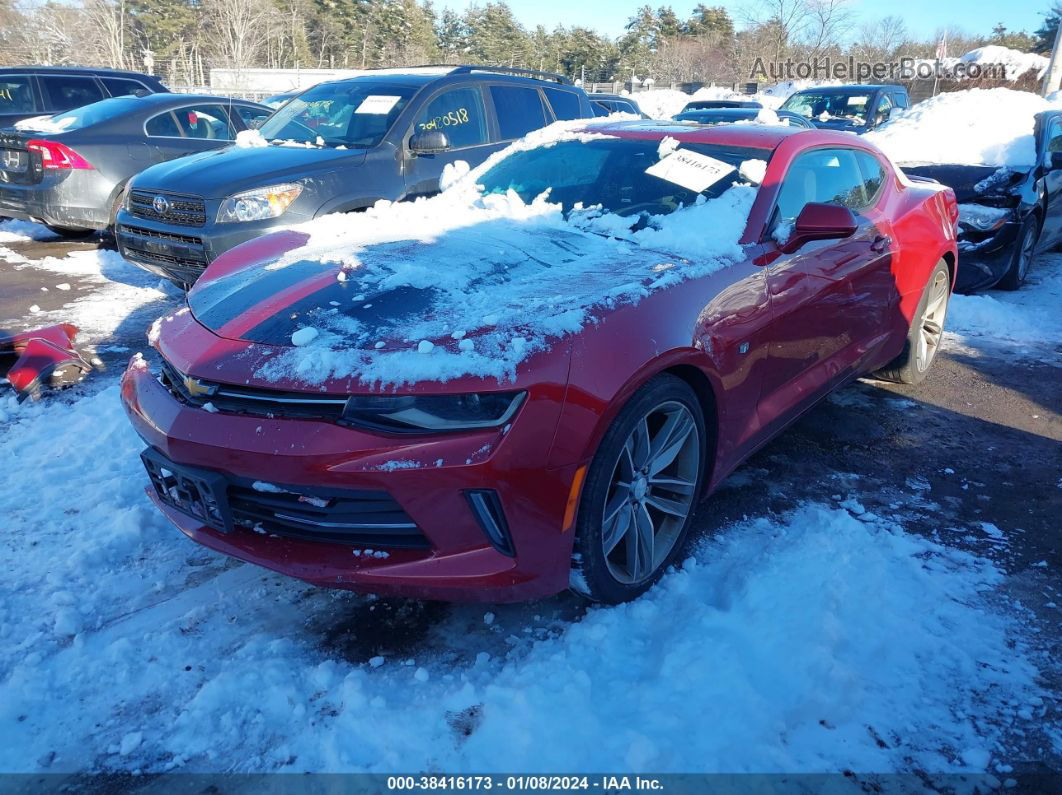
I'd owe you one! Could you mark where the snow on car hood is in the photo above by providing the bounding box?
[188,126,757,388]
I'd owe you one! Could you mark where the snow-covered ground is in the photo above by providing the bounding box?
[1,213,1059,775]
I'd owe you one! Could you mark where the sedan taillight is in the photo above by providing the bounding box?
[25,139,93,170]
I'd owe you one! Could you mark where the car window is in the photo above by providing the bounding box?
[101,77,150,97]
[259,81,417,147]
[892,92,909,109]
[174,104,235,140]
[544,88,583,121]
[774,147,870,225]
[874,93,894,123]
[1047,119,1062,153]
[490,85,547,141]
[145,110,182,137]
[780,92,872,123]
[234,104,272,128]
[38,75,105,112]
[413,87,489,149]
[0,75,36,114]
[855,151,887,205]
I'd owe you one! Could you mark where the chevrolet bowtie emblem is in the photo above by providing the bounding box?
[182,374,216,398]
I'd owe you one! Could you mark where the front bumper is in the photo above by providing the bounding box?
[0,172,112,230]
[120,357,579,602]
[955,219,1021,293]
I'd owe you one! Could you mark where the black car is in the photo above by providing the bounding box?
[779,84,909,134]
[588,93,648,118]
[115,65,595,287]
[902,109,1062,292]
[672,107,814,128]
[678,99,762,113]
[0,94,272,237]
[0,66,168,128]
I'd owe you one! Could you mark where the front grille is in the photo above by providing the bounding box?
[160,359,348,422]
[129,189,206,227]
[120,223,203,246]
[123,246,207,270]
[142,448,429,548]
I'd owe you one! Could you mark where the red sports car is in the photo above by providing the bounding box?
[121,121,958,604]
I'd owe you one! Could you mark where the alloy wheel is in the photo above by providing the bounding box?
[1017,223,1037,283]
[600,400,700,584]
[915,270,949,372]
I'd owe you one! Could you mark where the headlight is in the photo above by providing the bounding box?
[341,392,526,433]
[216,183,302,224]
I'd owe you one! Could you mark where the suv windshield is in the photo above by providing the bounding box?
[258,81,418,147]
[781,92,872,124]
[477,138,769,217]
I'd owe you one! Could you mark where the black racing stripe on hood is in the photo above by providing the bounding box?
[189,259,334,333]
[240,284,442,346]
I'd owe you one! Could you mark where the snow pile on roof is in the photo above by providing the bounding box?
[948,254,1062,348]
[251,125,755,387]
[866,88,1062,167]
[633,85,749,118]
[960,45,1049,80]
[0,384,1046,776]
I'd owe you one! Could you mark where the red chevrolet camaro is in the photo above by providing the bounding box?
[121,121,958,604]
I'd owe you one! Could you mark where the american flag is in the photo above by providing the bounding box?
[935,34,948,61]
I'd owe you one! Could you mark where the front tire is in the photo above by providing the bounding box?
[570,375,706,604]
[876,259,951,385]
[997,213,1038,291]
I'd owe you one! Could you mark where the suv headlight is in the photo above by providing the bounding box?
[216,183,302,224]
[341,392,526,433]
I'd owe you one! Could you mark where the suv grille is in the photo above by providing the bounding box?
[160,360,348,422]
[129,189,207,227]
[141,448,429,548]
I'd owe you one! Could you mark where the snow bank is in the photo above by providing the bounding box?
[253,123,755,387]
[0,393,1045,779]
[0,220,59,243]
[961,45,1048,80]
[867,88,1062,167]
[632,85,750,119]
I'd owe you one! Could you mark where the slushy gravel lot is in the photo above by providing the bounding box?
[1,222,1060,781]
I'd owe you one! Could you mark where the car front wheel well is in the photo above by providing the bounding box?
[659,364,719,486]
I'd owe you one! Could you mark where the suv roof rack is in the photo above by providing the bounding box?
[408,64,573,85]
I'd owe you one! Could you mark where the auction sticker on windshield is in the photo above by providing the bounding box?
[646,149,735,193]
[355,95,403,115]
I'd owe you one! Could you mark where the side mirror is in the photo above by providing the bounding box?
[409,130,450,155]
[780,202,858,254]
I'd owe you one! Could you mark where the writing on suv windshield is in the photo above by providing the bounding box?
[258,83,417,148]
[781,93,871,124]
[478,138,770,219]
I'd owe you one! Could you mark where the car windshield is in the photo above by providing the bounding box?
[781,92,873,123]
[29,95,143,131]
[477,137,769,218]
[674,110,755,124]
[258,81,418,147]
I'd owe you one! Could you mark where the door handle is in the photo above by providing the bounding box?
[871,235,892,253]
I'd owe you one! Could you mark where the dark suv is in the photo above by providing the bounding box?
[115,65,594,287]
[0,66,169,128]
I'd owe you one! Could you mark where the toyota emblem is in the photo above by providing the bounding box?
[152,195,171,215]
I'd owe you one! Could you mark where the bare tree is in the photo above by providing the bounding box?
[83,0,129,69]
[201,0,274,85]
[804,0,854,57]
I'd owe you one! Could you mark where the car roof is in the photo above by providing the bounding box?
[315,65,577,92]
[677,108,758,118]
[0,65,157,78]
[586,119,803,150]
[589,93,632,100]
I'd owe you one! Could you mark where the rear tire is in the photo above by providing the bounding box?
[44,224,94,240]
[876,260,951,385]
[997,213,1038,291]
[570,374,706,604]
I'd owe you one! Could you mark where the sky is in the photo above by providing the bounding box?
[436,0,1049,43]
